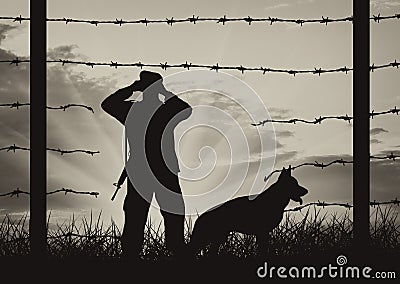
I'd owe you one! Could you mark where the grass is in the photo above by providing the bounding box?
[0,205,399,260]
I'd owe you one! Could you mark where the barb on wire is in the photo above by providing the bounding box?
[46,147,99,156]
[370,152,400,161]
[0,144,100,156]
[0,57,29,65]
[0,145,30,152]
[0,188,29,198]
[1,13,400,26]
[252,106,399,126]
[264,159,353,181]
[1,58,400,76]
[47,187,99,198]
[0,15,29,24]
[0,102,30,109]
[253,115,353,126]
[46,104,94,113]
[370,198,400,207]
[45,59,356,76]
[0,187,99,198]
[284,198,400,212]
[265,154,399,181]
[370,106,399,118]
[0,102,94,113]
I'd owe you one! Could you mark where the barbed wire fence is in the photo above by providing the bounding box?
[0,10,399,248]
[0,43,99,199]
[0,145,100,155]
[0,187,99,198]
[0,13,399,26]
[283,198,400,212]
[264,154,400,181]
[1,57,399,76]
[252,106,399,126]
[0,102,94,112]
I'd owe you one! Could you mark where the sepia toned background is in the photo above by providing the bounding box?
[0,0,399,228]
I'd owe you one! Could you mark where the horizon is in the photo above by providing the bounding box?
[0,0,399,230]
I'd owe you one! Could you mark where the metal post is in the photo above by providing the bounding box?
[30,0,47,257]
[353,0,370,250]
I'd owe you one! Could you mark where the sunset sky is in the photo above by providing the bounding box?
[0,0,399,228]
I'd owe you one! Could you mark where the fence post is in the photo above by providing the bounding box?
[353,0,370,251]
[29,0,47,257]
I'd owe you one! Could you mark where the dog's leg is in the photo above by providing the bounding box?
[208,241,221,256]
[189,227,204,258]
[207,233,226,257]
[256,232,271,257]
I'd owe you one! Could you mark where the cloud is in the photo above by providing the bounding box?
[371,0,400,10]
[276,153,399,206]
[370,138,382,144]
[297,0,315,3]
[275,150,299,163]
[210,150,398,216]
[370,158,400,200]
[268,107,292,120]
[0,24,30,215]
[47,44,89,61]
[0,36,121,215]
[275,141,286,149]
[0,24,18,45]
[370,127,388,136]
[276,130,294,138]
[265,3,290,11]
[258,158,398,217]
[379,150,400,156]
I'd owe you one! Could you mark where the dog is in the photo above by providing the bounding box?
[189,166,308,255]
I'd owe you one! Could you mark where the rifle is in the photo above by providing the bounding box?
[111,168,127,201]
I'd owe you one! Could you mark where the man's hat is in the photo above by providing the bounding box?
[137,71,163,91]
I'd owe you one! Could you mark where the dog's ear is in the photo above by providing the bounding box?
[279,167,290,179]
[288,165,292,175]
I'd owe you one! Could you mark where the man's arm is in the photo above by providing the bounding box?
[163,90,192,121]
[101,84,136,124]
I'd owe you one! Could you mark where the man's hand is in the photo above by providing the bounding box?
[162,90,175,100]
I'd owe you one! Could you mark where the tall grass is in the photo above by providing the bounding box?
[0,205,398,259]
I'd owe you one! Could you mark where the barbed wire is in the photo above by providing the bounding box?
[284,198,400,212]
[0,144,100,156]
[47,188,99,197]
[0,58,29,65]
[0,187,99,198]
[370,153,400,160]
[0,57,399,76]
[0,101,94,113]
[1,13,400,26]
[265,153,400,181]
[252,106,399,126]
[0,188,29,198]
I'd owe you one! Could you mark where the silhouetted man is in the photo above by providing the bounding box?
[101,71,192,258]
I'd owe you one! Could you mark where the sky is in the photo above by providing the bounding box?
[0,0,399,228]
